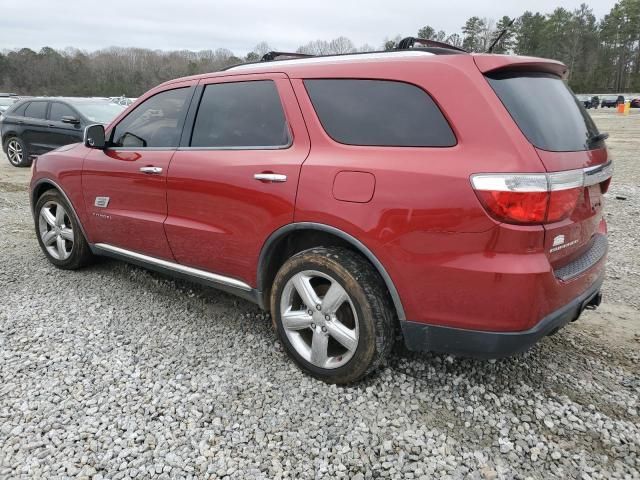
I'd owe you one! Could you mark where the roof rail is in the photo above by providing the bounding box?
[221,47,455,72]
[261,51,315,62]
[395,37,467,53]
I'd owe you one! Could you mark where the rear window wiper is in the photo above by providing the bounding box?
[587,132,609,145]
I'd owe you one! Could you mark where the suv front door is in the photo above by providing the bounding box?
[165,74,310,286]
[22,101,50,154]
[82,83,195,260]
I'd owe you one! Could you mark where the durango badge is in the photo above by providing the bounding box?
[550,234,579,253]
[553,235,565,247]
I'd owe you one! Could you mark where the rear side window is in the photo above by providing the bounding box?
[191,80,289,148]
[304,79,456,147]
[50,103,76,122]
[486,72,600,152]
[24,102,48,119]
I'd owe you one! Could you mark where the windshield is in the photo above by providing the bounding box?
[73,102,125,124]
[486,72,600,152]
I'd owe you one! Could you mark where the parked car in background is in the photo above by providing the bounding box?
[109,96,137,107]
[0,94,19,114]
[29,47,610,383]
[1,97,124,167]
[576,95,599,109]
[630,97,640,108]
[0,97,18,115]
[577,95,591,109]
[601,95,624,108]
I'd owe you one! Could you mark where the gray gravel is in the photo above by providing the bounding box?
[0,110,639,479]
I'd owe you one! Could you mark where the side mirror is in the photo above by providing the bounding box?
[84,124,106,149]
[61,115,80,125]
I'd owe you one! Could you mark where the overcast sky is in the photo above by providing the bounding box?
[0,0,616,55]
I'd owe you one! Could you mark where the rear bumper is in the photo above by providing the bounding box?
[400,273,604,359]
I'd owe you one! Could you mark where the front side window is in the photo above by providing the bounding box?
[190,80,289,148]
[111,88,191,148]
[304,79,456,147]
[50,103,76,122]
[24,101,48,119]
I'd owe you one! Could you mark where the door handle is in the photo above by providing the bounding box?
[254,173,287,183]
[139,166,163,174]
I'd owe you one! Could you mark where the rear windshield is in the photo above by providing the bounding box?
[486,72,600,152]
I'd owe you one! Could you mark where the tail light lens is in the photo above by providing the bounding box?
[471,170,585,225]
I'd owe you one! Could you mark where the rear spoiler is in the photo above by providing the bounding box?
[473,54,568,79]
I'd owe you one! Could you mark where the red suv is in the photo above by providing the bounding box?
[30,45,611,384]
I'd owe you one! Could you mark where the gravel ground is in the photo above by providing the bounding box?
[0,110,638,479]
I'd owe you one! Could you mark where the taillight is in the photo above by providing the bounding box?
[471,170,584,225]
[475,190,548,223]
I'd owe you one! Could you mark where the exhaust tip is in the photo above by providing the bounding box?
[584,292,602,311]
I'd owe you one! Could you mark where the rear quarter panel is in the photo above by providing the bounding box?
[291,56,551,329]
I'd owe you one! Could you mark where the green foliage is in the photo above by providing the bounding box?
[462,16,487,52]
[417,26,436,40]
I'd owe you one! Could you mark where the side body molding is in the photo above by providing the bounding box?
[257,222,406,321]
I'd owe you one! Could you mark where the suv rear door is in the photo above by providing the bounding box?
[165,73,310,285]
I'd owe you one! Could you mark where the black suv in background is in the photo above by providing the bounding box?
[601,95,625,108]
[1,97,124,167]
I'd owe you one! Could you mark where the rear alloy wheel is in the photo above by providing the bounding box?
[35,190,93,269]
[271,247,394,384]
[5,137,31,167]
[280,270,359,369]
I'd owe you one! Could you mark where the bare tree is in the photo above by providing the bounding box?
[329,37,356,54]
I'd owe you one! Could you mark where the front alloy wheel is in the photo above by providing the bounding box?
[34,190,93,269]
[38,201,74,260]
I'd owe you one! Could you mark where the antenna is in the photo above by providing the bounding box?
[487,18,515,53]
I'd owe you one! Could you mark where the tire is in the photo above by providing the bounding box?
[34,190,93,269]
[4,136,32,167]
[270,247,395,384]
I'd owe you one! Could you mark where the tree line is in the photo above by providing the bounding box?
[1,0,639,97]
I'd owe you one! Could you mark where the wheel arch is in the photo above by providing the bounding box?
[257,222,406,321]
[2,131,18,151]
[31,178,89,240]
